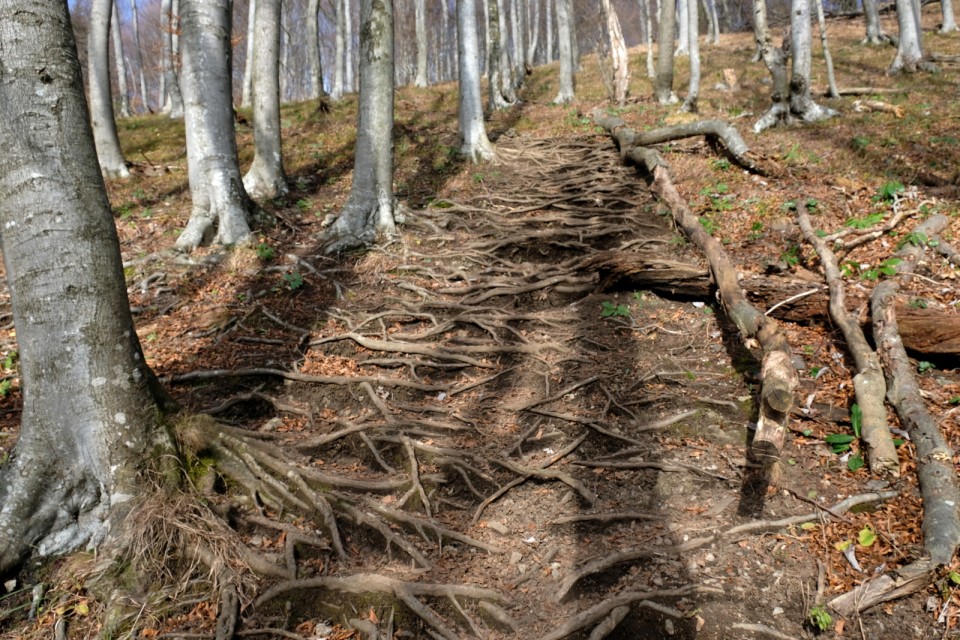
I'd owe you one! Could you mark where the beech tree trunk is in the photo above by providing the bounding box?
[161,0,184,117]
[458,0,495,162]
[308,0,327,98]
[654,0,678,104]
[0,0,171,576]
[487,0,513,109]
[890,0,925,72]
[415,0,429,86]
[89,0,130,177]
[111,1,131,118]
[527,0,541,65]
[131,0,151,112]
[333,0,346,99]
[676,0,690,55]
[325,0,396,253]
[683,0,701,112]
[600,0,630,104]
[243,0,289,200]
[862,0,889,44]
[345,0,355,91]
[242,0,256,107]
[941,0,957,32]
[637,0,655,77]
[178,0,257,251]
[553,0,575,104]
[546,0,553,62]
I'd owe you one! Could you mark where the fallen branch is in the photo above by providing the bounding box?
[797,201,898,476]
[593,113,797,472]
[833,215,960,616]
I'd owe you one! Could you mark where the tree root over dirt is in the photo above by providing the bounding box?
[593,113,798,473]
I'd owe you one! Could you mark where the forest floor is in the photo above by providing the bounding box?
[3,7,960,640]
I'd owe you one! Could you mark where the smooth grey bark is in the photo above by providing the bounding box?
[415,0,429,86]
[178,0,257,251]
[161,0,184,117]
[441,0,452,80]
[487,0,513,109]
[345,0,355,91]
[0,0,170,576]
[553,0,575,103]
[89,0,130,177]
[545,0,553,62]
[527,0,541,65]
[682,0,701,112]
[511,0,525,81]
[333,0,346,99]
[941,0,957,32]
[458,0,495,162]
[862,0,890,44]
[496,0,517,100]
[676,0,690,55]
[890,0,926,71]
[637,0,655,77]
[131,0,150,112]
[326,0,396,253]
[814,0,839,98]
[600,0,630,104]
[654,0,678,104]
[754,0,837,132]
[242,0,256,106]
[701,0,720,44]
[244,0,289,200]
[111,1,131,118]
[308,0,327,98]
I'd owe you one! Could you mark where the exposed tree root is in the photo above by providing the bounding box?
[255,573,507,640]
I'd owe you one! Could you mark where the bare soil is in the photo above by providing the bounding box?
[3,8,960,640]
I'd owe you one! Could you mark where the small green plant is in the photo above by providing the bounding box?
[282,271,305,290]
[711,158,731,171]
[875,180,905,203]
[897,231,928,249]
[908,298,928,309]
[3,350,18,371]
[600,301,630,318]
[844,212,884,229]
[851,136,870,152]
[699,183,734,213]
[472,173,484,184]
[780,245,801,267]
[748,221,764,240]
[808,604,833,632]
[860,257,901,280]
[950,396,960,405]
[296,198,311,211]
[824,404,864,472]
[256,243,275,260]
[0,379,12,398]
[783,143,802,163]
[917,360,936,374]
[698,216,719,235]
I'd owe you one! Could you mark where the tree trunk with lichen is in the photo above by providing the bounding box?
[0,0,172,577]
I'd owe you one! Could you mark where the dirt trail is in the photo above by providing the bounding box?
[146,135,924,639]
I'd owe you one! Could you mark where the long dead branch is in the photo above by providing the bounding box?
[593,113,797,471]
[796,201,898,476]
[832,215,960,616]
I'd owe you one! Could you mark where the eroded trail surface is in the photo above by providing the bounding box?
[142,135,900,640]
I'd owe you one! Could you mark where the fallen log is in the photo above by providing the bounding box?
[797,201,899,476]
[591,250,960,355]
[830,214,960,616]
[592,113,796,471]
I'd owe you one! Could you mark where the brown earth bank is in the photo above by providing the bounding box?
[1,6,960,640]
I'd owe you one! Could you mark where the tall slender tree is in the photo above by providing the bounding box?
[325,0,396,253]
[177,0,258,250]
[458,0,495,162]
[553,0,575,103]
[415,0,429,86]
[160,0,184,117]
[244,0,289,200]
[89,0,130,177]
[242,0,256,107]
[308,0,327,98]
[130,0,151,112]
[654,0,678,104]
[487,0,513,108]
[600,0,629,104]
[682,0,701,112]
[333,0,347,98]
[111,1,132,118]
[0,0,172,576]
[890,0,927,71]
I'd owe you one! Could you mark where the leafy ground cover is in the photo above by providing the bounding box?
[1,7,960,639]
